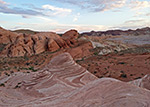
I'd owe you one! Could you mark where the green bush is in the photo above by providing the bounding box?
[120,73,127,78]
[28,66,38,72]
[0,83,5,87]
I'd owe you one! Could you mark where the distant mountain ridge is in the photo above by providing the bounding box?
[81,27,150,36]
[12,29,39,35]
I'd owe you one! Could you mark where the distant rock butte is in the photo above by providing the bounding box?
[0,28,79,57]
[0,53,150,107]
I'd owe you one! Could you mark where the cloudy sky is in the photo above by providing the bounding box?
[0,0,150,33]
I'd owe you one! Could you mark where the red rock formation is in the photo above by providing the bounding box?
[0,27,74,57]
[62,29,79,47]
[0,53,150,106]
[0,26,20,44]
[47,39,60,52]
[68,40,93,59]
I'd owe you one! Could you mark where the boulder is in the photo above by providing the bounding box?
[62,29,79,46]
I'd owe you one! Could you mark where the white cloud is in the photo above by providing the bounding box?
[0,1,72,18]
[56,0,150,12]
[90,0,150,12]
[73,17,78,22]
[134,11,145,17]
[11,19,110,33]
[0,0,8,5]
[73,13,80,22]
[124,19,145,24]
[146,12,150,16]
[128,1,150,18]
[114,18,150,30]
[90,0,127,12]
[52,24,111,33]
[129,1,150,10]
[42,4,72,16]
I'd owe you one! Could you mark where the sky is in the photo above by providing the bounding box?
[0,0,150,33]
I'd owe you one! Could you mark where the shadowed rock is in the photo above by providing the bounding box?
[129,75,150,90]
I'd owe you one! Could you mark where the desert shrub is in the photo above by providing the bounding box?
[58,34,63,37]
[24,55,29,61]
[0,83,5,87]
[130,74,133,76]
[76,57,84,63]
[94,52,99,55]
[26,62,30,66]
[120,71,124,73]
[130,64,133,66]
[4,72,10,76]
[118,62,126,64]
[135,77,141,79]
[14,82,21,89]
[0,44,7,52]
[114,50,118,53]
[28,66,38,72]
[10,71,14,74]
[34,61,39,65]
[93,71,97,74]
[120,73,127,78]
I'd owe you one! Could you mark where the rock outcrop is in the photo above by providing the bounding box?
[0,28,79,57]
[0,27,20,44]
[62,29,79,47]
[68,40,93,59]
[0,53,150,107]
[129,75,150,90]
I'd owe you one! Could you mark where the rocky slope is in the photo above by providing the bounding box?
[77,49,150,81]
[0,53,150,107]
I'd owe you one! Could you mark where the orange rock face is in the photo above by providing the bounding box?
[0,27,92,58]
[0,27,79,57]
[68,40,93,59]
[0,53,150,106]
[62,29,79,46]
[0,27,19,44]
[47,39,60,52]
